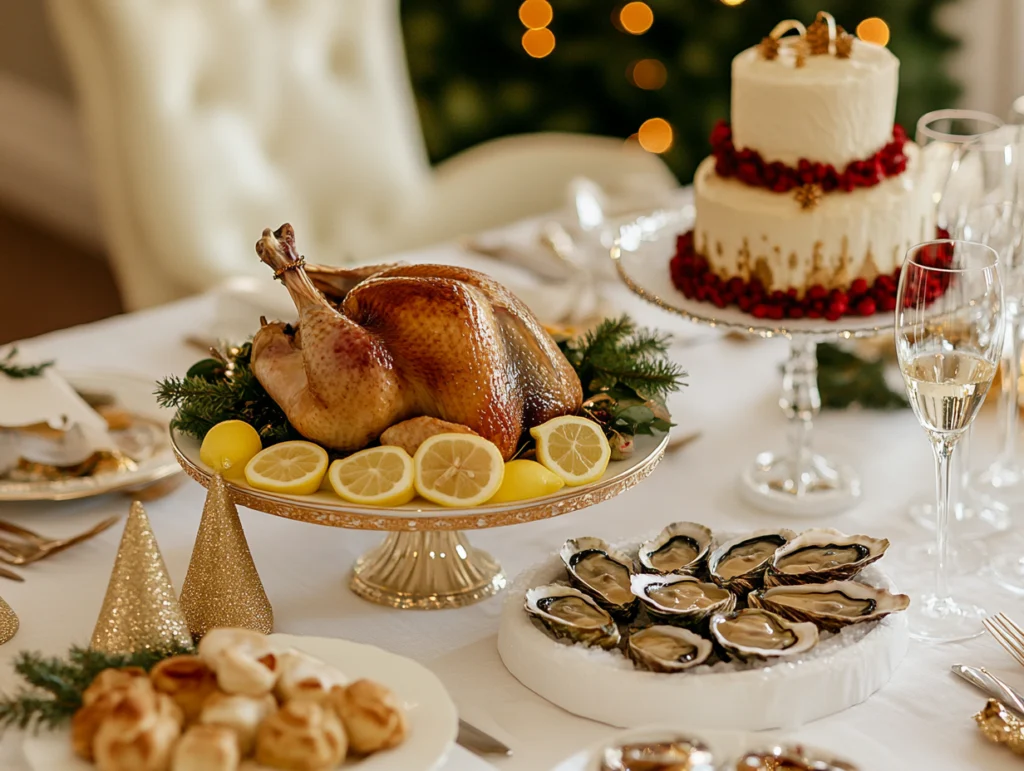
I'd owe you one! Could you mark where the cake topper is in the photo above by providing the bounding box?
[758,12,853,64]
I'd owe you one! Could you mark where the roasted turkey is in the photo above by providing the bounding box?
[251,225,583,459]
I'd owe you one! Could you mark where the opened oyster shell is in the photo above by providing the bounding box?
[560,537,637,617]
[707,529,795,594]
[636,522,713,575]
[630,573,736,628]
[627,625,713,673]
[709,608,818,662]
[765,529,889,586]
[600,737,715,771]
[525,584,621,649]
[748,580,910,633]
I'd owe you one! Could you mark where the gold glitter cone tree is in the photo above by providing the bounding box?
[91,501,193,653]
[180,474,273,641]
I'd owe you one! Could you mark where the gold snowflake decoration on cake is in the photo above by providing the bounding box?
[835,29,855,58]
[805,19,831,55]
[758,36,780,60]
[794,184,823,210]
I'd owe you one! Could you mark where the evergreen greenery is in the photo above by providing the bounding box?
[400,0,959,182]
[0,348,53,379]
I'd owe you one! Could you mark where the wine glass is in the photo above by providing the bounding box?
[896,240,1004,642]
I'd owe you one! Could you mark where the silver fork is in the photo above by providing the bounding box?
[983,612,1024,667]
[0,516,120,565]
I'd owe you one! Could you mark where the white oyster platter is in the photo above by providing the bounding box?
[498,523,909,731]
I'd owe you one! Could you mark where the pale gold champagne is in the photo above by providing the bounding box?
[902,351,996,435]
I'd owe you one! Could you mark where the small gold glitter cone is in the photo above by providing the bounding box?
[180,474,273,641]
[91,501,193,654]
[0,596,18,645]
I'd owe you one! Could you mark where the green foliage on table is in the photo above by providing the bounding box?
[817,342,908,411]
[400,0,959,182]
[0,348,53,379]
[0,644,192,731]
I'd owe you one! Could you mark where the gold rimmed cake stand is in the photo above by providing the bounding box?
[613,207,893,517]
[172,430,667,609]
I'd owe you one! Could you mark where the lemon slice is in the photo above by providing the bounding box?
[199,420,262,479]
[488,459,565,503]
[328,446,415,506]
[530,416,611,486]
[413,434,505,507]
[244,440,329,495]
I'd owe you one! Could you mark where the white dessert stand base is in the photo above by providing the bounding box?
[613,207,893,516]
[498,556,909,732]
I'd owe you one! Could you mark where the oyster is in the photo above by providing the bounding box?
[765,529,889,586]
[524,584,621,649]
[560,537,637,617]
[636,522,713,575]
[627,625,713,673]
[600,737,715,771]
[748,580,910,633]
[709,608,818,661]
[630,573,736,627]
[707,529,795,594]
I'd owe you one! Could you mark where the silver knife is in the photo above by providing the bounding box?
[457,718,513,757]
[951,664,1024,716]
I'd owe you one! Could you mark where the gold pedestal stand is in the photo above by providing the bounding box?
[173,430,667,610]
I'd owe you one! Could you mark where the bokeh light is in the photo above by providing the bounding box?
[638,118,673,153]
[856,17,890,46]
[619,2,654,35]
[522,28,556,58]
[630,59,667,90]
[720,0,747,5]
[518,0,553,30]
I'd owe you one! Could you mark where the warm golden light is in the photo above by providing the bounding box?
[619,2,654,35]
[856,17,890,46]
[720,0,747,5]
[522,28,556,58]
[518,0,553,30]
[638,118,673,153]
[630,59,667,90]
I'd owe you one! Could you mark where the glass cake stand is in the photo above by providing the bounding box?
[172,430,668,610]
[613,208,893,516]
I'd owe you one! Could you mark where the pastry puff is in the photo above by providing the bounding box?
[72,676,153,761]
[198,691,276,756]
[171,724,240,771]
[92,684,184,771]
[198,628,278,697]
[273,651,348,704]
[150,655,219,723]
[255,700,347,771]
[328,679,407,755]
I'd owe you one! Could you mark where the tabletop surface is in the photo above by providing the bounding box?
[2,218,1023,771]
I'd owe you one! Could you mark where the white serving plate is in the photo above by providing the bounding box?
[0,371,180,502]
[23,633,458,771]
[499,541,909,732]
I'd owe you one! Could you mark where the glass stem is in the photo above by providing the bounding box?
[999,309,1023,467]
[780,337,820,495]
[932,435,957,600]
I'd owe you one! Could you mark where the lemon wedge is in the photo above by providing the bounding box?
[199,420,262,479]
[244,440,329,495]
[328,446,415,506]
[413,434,505,507]
[488,459,565,503]
[530,415,611,486]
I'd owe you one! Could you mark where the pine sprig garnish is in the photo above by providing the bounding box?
[0,348,54,379]
[155,342,298,444]
[817,342,908,411]
[0,644,192,731]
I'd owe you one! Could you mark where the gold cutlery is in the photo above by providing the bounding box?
[0,516,120,565]
[983,612,1024,668]
[0,566,23,582]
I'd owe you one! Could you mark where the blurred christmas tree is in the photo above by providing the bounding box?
[400,0,959,182]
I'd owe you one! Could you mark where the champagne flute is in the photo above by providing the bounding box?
[896,240,1004,642]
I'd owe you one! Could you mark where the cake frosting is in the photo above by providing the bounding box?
[673,12,936,320]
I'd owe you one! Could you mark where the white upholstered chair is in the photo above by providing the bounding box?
[48,0,675,310]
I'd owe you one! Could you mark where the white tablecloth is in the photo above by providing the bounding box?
[3,225,1024,771]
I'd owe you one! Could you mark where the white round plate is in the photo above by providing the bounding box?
[0,371,179,502]
[499,538,909,732]
[173,430,668,531]
[22,633,457,771]
[611,207,894,339]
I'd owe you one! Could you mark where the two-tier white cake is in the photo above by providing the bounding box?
[672,14,935,321]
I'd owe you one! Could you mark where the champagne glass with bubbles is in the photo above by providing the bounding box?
[896,240,1004,642]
